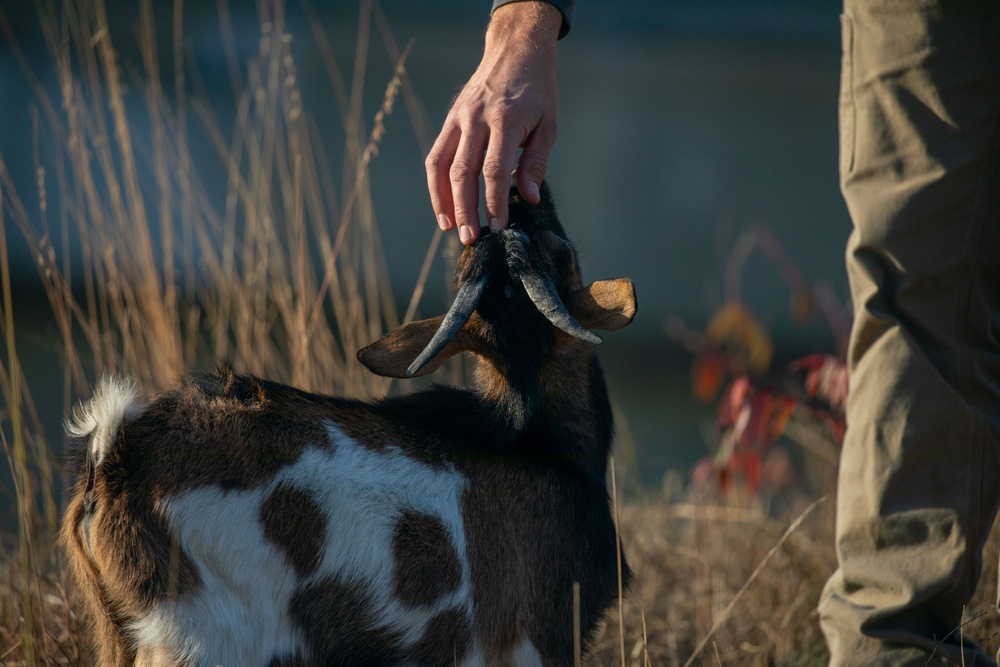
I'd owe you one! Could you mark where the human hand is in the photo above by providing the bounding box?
[425,1,562,245]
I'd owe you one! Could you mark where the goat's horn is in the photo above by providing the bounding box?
[406,275,488,377]
[521,275,603,344]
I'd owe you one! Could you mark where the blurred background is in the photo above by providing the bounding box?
[0,0,849,493]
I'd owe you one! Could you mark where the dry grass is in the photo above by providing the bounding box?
[585,492,1000,667]
[1,1,999,666]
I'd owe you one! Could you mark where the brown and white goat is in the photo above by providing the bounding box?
[60,182,637,667]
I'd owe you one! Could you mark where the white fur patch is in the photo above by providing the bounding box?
[130,484,305,666]
[66,375,145,465]
[134,422,473,666]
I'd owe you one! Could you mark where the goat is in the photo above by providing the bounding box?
[60,182,638,667]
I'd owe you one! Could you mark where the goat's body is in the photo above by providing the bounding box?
[63,370,621,666]
[62,183,637,666]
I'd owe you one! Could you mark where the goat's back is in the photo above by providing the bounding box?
[61,370,620,666]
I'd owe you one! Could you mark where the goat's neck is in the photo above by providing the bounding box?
[473,342,613,481]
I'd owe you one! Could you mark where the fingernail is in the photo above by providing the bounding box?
[529,181,540,200]
[489,217,500,232]
[437,214,451,231]
[459,226,474,244]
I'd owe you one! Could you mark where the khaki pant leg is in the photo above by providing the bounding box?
[818,1,1000,665]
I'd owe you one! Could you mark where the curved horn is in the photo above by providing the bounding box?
[406,275,488,377]
[521,275,603,344]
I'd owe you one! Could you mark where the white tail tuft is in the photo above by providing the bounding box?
[66,375,146,465]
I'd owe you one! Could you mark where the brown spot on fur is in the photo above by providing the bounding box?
[391,510,462,607]
[289,576,405,663]
[411,608,473,667]
[118,371,333,495]
[260,484,326,578]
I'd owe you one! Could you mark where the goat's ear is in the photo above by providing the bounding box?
[567,279,637,331]
[357,317,469,379]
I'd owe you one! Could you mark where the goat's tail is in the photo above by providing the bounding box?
[66,375,146,468]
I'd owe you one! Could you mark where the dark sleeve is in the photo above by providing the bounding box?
[491,0,574,39]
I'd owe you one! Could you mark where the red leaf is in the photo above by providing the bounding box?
[693,351,728,402]
[726,450,762,495]
[792,355,849,412]
[717,377,752,429]
[790,353,828,371]
[730,377,753,409]
[743,391,776,448]
[767,397,798,442]
[717,465,731,493]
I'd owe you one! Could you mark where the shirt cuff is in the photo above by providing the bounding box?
[490,0,574,39]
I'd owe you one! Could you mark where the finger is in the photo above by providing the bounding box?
[449,126,488,245]
[515,120,557,204]
[425,124,461,231]
[482,126,520,232]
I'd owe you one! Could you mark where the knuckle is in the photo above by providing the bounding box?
[482,158,510,182]
[449,159,477,181]
[425,151,445,172]
[453,204,477,224]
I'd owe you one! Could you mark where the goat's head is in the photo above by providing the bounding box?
[358,182,636,427]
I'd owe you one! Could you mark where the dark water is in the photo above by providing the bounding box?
[0,0,848,528]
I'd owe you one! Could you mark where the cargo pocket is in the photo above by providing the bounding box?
[839,13,856,177]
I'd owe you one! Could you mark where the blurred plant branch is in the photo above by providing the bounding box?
[665,226,849,499]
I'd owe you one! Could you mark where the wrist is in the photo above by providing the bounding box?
[487,1,562,54]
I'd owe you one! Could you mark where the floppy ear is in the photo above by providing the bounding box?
[357,317,470,379]
[566,279,637,331]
